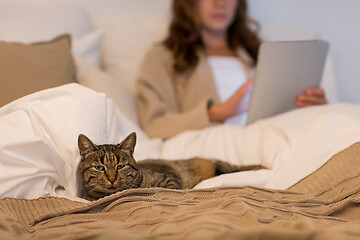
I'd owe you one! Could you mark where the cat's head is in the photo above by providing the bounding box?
[77,132,142,201]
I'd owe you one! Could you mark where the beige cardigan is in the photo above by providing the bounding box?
[136,44,254,139]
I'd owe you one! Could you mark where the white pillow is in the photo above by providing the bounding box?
[74,56,139,124]
[72,29,104,68]
[70,0,172,94]
[101,18,169,94]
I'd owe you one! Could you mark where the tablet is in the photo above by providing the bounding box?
[246,40,329,125]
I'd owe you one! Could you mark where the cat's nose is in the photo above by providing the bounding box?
[108,178,116,185]
[107,174,117,185]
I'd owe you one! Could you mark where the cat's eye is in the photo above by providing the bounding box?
[117,164,125,170]
[94,165,105,171]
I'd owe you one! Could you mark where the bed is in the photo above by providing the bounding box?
[0,1,360,239]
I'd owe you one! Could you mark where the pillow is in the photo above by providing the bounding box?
[70,0,172,94]
[72,29,105,68]
[74,56,138,124]
[0,34,76,107]
[100,18,169,94]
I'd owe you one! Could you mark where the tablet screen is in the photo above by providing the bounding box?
[246,40,329,125]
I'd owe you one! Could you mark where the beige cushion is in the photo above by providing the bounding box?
[0,34,76,107]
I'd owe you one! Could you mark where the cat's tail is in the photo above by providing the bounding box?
[215,160,265,175]
[189,157,265,178]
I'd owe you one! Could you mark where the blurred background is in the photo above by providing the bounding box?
[248,0,360,104]
[0,0,359,104]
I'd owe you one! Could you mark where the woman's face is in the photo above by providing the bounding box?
[197,0,238,34]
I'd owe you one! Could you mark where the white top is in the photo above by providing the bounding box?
[207,56,251,126]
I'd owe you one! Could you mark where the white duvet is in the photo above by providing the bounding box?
[1,83,360,201]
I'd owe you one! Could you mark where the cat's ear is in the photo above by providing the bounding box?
[78,134,98,158]
[117,132,136,155]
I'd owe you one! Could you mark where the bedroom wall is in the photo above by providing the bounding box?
[3,0,358,104]
[72,0,360,104]
[248,0,360,104]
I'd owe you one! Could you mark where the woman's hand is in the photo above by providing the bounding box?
[296,87,327,107]
[208,78,253,122]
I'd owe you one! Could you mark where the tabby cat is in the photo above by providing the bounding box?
[78,132,263,201]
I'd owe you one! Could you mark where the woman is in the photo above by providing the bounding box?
[136,0,327,139]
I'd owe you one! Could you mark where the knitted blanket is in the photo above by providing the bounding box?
[1,142,360,240]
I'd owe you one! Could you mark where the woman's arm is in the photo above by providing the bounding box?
[136,46,213,139]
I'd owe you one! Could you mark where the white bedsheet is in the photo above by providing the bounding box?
[1,83,360,200]
[163,102,360,190]
[0,84,161,199]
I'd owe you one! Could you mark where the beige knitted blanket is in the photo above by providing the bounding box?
[1,142,360,240]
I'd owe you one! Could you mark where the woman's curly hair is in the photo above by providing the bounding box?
[163,0,261,74]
